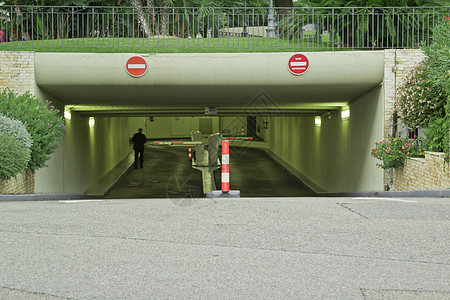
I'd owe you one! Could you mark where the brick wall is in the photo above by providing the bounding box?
[0,51,35,194]
[394,152,450,190]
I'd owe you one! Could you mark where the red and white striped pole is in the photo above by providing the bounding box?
[241,126,245,136]
[188,146,192,160]
[221,140,230,193]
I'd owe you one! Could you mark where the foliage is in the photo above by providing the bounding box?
[294,0,447,7]
[286,1,448,49]
[0,134,31,181]
[395,63,446,129]
[421,18,450,162]
[422,19,450,90]
[0,89,65,172]
[0,115,33,149]
[424,117,447,152]
[370,134,425,169]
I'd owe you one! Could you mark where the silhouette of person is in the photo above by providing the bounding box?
[132,128,147,169]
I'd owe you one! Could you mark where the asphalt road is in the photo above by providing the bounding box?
[0,197,449,299]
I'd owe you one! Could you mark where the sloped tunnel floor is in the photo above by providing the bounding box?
[106,146,203,199]
[106,146,316,199]
[214,147,316,197]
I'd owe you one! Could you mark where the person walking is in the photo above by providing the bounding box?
[132,128,147,169]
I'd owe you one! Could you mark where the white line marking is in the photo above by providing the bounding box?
[290,61,307,67]
[127,64,146,69]
[59,200,105,203]
[352,197,418,203]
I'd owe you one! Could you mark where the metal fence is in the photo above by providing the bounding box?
[0,5,448,53]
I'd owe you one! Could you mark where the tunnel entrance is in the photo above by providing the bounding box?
[105,144,316,199]
[33,51,386,195]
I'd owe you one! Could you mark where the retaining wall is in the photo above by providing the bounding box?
[394,152,450,190]
[0,168,34,194]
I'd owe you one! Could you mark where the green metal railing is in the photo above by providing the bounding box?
[0,5,448,53]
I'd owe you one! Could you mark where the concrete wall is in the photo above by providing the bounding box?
[349,85,385,192]
[265,85,384,193]
[50,113,131,194]
[129,116,221,139]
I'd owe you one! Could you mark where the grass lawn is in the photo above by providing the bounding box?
[0,37,347,53]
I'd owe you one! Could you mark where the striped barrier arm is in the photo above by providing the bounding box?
[152,141,203,146]
[222,137,254,141]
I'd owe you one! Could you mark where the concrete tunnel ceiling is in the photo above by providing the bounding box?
[34,51,385,117]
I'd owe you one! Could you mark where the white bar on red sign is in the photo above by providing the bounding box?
[127,64,146,69]
[290,62,307,67]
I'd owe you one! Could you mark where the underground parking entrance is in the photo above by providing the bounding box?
[32,51,386,197]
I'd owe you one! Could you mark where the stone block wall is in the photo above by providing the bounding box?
[0,51,35,194]
[0,51,35,94]
[383,49,426,137]
[393,152,450,190]
[0,169,35,194]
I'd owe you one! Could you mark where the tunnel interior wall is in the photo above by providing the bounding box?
[349,85,385,192]
[128,116,246,139]
[266,86,384,193]
[36,113,131,194]
[33,87,65,193]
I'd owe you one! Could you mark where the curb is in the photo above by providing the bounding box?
[0,194,101,202]
[320,189,450,198]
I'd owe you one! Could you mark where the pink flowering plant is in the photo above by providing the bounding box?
[395,63,446,129]
[0,88,65,172]
[370,134,425,169]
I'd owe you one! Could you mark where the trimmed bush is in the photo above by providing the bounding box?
[0,88,65,172]
[0,115,33,149]
[0,134,31,181]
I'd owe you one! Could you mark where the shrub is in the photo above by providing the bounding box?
[0,88,65,172]
[370,135,425,169]
[422,18,450,163]
[395,63,446,129]
[0,115,33,149]
[0,134,31,181]
[422,19,450,93]
[424,117,447,152]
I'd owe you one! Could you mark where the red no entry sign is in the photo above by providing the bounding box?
[288,54,309,75]
[126,56,148,77]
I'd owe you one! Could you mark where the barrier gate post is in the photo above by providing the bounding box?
[221,140,230,193]
[205,138,240,198]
